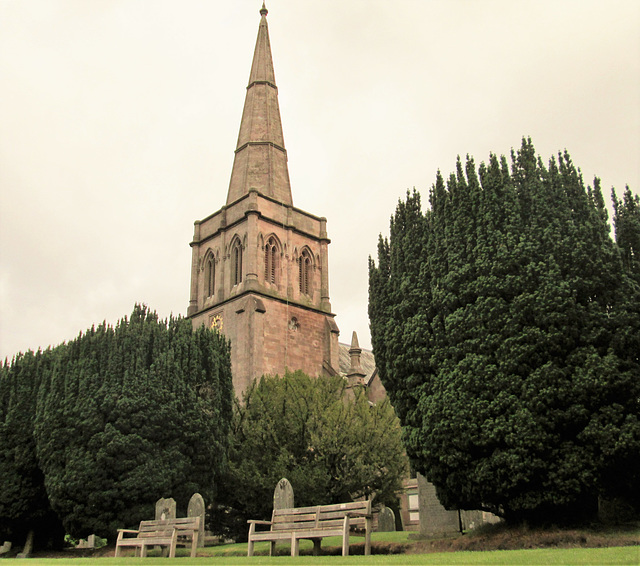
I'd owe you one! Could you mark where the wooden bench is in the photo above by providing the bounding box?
[247,500,372,557]
[115,517,200,558]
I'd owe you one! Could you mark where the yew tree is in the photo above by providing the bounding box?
[213,370,408,540]
[32,304,233,540]
[369,139,640,524]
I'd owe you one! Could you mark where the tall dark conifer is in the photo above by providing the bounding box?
[369,139,640,523]
[33,305,233,539]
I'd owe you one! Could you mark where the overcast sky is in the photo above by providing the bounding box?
[1,0,639,361]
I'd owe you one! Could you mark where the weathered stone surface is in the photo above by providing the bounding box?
[155,497,177,521]
[273,478,294,510]
[187,493,206,547]
[417,473,460,536]
[16,530,33,559]
[0,541,12,555]
[377,506,396,532]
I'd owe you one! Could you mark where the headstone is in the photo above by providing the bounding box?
[16,530,34,559]
[187,493,206,547]
[273,478,294,510]
[87,534,96,548]
[0,541,11,555]
[76,539,88,549]
[377,506,396,532]
[417,473,460,537]
[155,497,177,521]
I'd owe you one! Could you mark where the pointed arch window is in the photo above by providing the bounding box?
[205,253,215,297]
[264,236,278,284]
[298,248,312,296]
[231,239,243,286]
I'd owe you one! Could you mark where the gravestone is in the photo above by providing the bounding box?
[0,541,11,555]
[16,530,33,559]
[155,497,176,521]
[377,506,396,532]
[187,493,206,547]
[273,478,294,510]
[87,534,96,548]
[417,473,460,536]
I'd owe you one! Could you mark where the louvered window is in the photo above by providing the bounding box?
[205,255,215,297]
[232,241,243,286]
[264,237,278,284]
[298,249,312,296]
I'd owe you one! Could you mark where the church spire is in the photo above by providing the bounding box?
[226,3,293,206]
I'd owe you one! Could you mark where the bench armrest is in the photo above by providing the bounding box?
[247,520,272,525]
[117,529,140,534]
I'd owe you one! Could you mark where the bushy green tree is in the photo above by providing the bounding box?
[32,304,233,540]
[0,350,65,549]
[369,139,640,524]
[214,370,408,540]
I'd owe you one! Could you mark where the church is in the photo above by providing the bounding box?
[184,3,498,536]
[185,2,384,402]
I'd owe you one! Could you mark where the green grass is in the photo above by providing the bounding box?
[10,546,639,566]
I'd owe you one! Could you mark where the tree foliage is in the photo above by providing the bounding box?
[0,350,64,548]
[1,304,233,545]
[213,370,408,540]
[369,138,640,524]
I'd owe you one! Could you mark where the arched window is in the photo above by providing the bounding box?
[231,239,243,286]
[298,248,312,296]
[205,253,215,297]
[264,236,278,284]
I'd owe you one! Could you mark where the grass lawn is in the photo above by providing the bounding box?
[9,546,639,565]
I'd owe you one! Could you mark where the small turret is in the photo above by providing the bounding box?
[347,331,366,386]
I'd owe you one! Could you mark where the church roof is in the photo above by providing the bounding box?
[226,3,293,207]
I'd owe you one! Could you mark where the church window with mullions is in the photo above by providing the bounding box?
[264,236,278,284]
[298,249,312,296]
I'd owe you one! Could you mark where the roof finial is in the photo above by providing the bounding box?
[260,2,268,16]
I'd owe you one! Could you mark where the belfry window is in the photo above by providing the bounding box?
[231,240,243,286]
[205,254,215,297]
[264,236,278,284]
[298,249,312,296]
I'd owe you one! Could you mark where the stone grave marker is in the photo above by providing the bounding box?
[16,530,33,559]
[0,541,12,555]
[155,497,176,521]
[377,506,396,532]
[417,473,460,536]
[273,478,294,510]
[187,493,206,547]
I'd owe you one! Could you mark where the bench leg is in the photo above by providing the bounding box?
[115,545,121,558]
[169,543,176,559]
[140,544,148,558]
[291,533,300,557]
[313,539,321,556]
[247,539,254,557]
[270,541,276,556]
[342,515,350,556]
[365,517,372,556]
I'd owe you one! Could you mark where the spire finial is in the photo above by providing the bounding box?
[260,2,268,16]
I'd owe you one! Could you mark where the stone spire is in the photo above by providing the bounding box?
[226,3,293,206]
[347,331,366,385]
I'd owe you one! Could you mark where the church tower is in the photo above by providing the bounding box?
[187,3,340,396]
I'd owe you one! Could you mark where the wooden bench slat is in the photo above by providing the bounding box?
[247,500,371,558]
[116,517,200,559]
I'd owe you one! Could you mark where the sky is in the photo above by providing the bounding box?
[1,0,639,361]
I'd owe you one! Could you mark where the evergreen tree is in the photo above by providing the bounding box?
[369,139,640,524]
[33,305,233,540]
[214,370,408,541]
[0,350,65,549]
